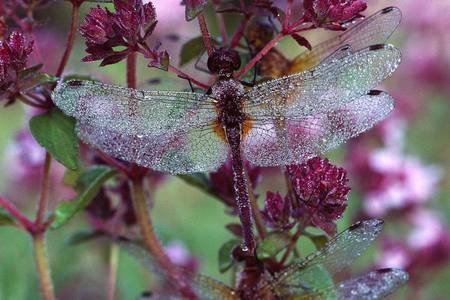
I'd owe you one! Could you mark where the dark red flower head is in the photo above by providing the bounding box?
[288,157,350,235]
[79,0,157,66]
[0,31,33,94]
[303,0,367,30]
[261,191,294,230]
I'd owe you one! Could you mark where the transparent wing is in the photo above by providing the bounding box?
[52,80,228,174]
[243,91,393,167]
[244,44,400,121]
[258,219,384,297]
[286,268,409,300]
[288,6,402,73]
[120,240,237,300]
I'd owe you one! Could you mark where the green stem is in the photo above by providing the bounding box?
[35,152,51,226]
[130,178,196,299]
[106,244,119,300]
[33,233,55,300]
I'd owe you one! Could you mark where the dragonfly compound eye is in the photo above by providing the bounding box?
[207,47,241,75]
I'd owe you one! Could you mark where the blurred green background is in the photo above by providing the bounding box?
[1,1,449,299]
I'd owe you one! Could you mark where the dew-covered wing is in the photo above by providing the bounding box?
[284,268,408,300]
[243,91,393,167]
[120,240,238,300]
[258,220,384,298]
[244,44,400,120]
[288,6,402,73]
[52,80,228,174]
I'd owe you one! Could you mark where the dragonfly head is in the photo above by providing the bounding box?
[207,47,241,77]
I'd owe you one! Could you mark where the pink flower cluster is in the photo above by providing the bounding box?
[262,157,350,235]
[79,0,157,66]
[0,31,33,100]
[304,0,367,29]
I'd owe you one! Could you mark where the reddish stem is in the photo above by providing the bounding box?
[35,152,52,227]
[197,13,214,56]
[55,3,80,77]
[126,52,137,89]
[235,32,284,78]
[230,15,250,48]
[212,0,228,43]
[0,196,34,231]
[168,65,209,90]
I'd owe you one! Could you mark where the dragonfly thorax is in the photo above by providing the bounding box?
[211,78,246,130]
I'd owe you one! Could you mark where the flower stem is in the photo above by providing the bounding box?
[197,13,214,56]
[33,233,56,300]
[279,224,302,265]
[246,172,266,239]
[230,15,250,48]
[0,196,34,231]
[106,243,119,300]
[126,52,137,89]
[130,178,197,299]
[55,2,80,77]
[35,152,51,226]
[235,32,284,78]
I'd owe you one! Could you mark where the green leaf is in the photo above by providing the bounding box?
[19,72,58,90]
[310,234,329,250]
[29,107,79,170]
[18,64,43,79]
[63,168,80,187]
[0,208,15,226]
[66,229,106,245]
[51,165,118,229]
[218,239,239,273]
[177,173,215,197]
[179,36,205,66]
[256,231,291,259]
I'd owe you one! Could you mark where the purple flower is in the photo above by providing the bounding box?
[303,0,367,30]
[261,191,293,230]
[79,0,157,66]
[0,31,33,95]
[288,157,350,235]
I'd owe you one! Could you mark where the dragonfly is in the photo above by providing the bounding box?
[246,6,402,79]
[121,219,409,299]
[52,9,401,252]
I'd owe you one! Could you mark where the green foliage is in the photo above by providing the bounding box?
[51,165,118,229]
[218,239,239,273]
[0,208,15,226]
[256,231,291,259]
[179,36,205,66]
[65,229,106,245]
[29,107,79,170]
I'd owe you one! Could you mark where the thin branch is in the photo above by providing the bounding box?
[35,152,52,227]
[126,52,137,89]
[55,3,80,77]
[245,172,266,239]
[279,224,303,265]
[212,0,228,43]
[197,13,214,56]
[130,178,197,299]
[33,233,56,300]
[168,65,209,90]
[235,32,284,78]
[230,15,250,48]
[106,243,119,300]
[0,196,34,231]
